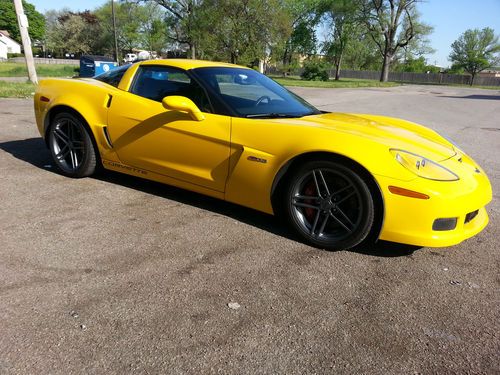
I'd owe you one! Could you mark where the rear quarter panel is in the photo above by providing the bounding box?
[35,78,122,161]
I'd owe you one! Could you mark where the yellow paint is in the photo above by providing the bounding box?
[34,59,492,247]
[162,96,205,121]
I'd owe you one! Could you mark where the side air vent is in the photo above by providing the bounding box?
[106,94,113,108]
[103,126,113,147]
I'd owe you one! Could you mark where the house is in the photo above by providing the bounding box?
[0,39,7,60]
[0,30,22,55]
[477,68,500,78]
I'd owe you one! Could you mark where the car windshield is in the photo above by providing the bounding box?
[192,67,321,118]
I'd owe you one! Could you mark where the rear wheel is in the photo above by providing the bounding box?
[48,112,98,178]
[283,160,374,250]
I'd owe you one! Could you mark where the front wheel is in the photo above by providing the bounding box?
[47,112,98,178]
[283,160,374,250]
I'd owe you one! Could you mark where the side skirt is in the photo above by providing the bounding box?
[101,159,225,200]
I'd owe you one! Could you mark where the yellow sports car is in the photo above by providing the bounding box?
[34,59,492,250]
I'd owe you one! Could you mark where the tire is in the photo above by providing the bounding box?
[47,112,98,178]
[282,160,374,250]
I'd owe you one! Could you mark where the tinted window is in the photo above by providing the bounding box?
[94,64,130,87]
[130,65,211,112]
[193,67,320,118]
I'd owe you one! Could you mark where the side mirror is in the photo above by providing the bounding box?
[234,73,257,85]
[162,96,205,121]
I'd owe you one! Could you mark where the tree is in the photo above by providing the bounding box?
[140,3,168,55]
[393,56,439,73]
[341,30,380,70]
[195,0,290,65]
[44,10,103,57]
[280,0,318,68]
[95,1,162,57]
[142,0,202,59]
[0,0,45,42]
[396,13,434,64]
[319,0,358,80]
[449,28,500,85]
[361,0,430,82]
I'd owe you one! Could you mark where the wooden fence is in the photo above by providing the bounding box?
[266,67,500,87]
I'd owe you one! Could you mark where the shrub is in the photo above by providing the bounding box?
[301,61,330,81]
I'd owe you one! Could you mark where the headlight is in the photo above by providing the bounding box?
[390,149,459,181]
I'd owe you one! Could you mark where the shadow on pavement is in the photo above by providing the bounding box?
[439,94,500,100]
[0,137,421,258]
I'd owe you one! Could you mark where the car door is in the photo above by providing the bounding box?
[106,65,231,193]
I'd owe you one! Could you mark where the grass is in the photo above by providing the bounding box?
[0,62,75,98]
[0,81,36,98]
[0,62,77,77]
[270,75,399,88]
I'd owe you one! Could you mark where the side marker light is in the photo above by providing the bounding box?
[388,186,430,200]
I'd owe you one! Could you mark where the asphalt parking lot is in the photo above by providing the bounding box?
[1,85,499,374]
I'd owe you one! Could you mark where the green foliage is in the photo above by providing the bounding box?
[290,21,317,56]
[301,60,330,81]
[341,32,380,71]
[0,0,45,42]
[447,63,465,75]
[94,1,167,57]
[318,0,358,78]
[275,0,319,68]
[393,56,440,73]
[43,3,168,59]
[44,10,100,56]
[449,28,500,83]
[144,0,203,58]
[194,0,291,64]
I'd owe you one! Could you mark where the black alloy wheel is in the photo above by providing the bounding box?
[48,112,98,178]
[283,160,374,250]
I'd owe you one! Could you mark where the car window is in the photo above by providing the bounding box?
[215,73,280,102]
[94,64,130,88]
[130,65,212,113]
[193,67,320,118]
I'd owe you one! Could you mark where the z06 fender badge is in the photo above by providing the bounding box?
[247,156,267,164]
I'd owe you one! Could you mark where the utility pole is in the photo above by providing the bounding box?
[12,0,38,84]
[111,0,119,63]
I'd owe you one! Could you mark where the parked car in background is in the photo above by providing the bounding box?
[123,53,137,63]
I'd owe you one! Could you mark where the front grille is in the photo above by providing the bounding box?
[465,210,479,224]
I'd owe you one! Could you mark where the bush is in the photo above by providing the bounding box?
[301,61,330,81]
[7,53,24,58]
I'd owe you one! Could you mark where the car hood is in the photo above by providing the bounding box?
[290,112,456,161]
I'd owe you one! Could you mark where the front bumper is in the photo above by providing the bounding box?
[375,158,492,247]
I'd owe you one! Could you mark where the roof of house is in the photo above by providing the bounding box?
[0,30,20,45]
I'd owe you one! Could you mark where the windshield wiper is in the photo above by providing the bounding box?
[245,113,302,119]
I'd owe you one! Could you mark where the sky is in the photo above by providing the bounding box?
[29,0,500,68]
